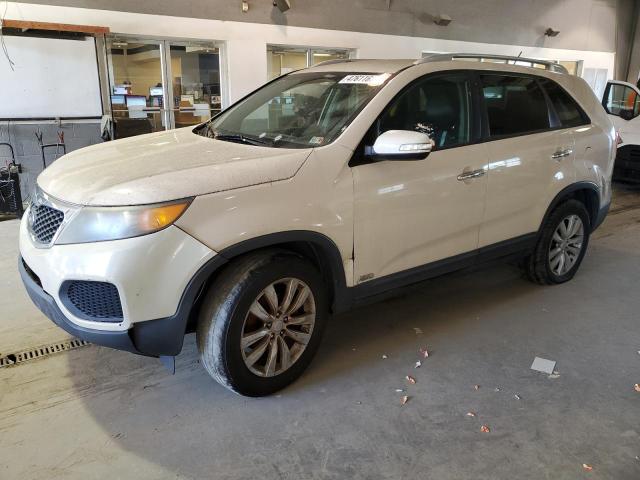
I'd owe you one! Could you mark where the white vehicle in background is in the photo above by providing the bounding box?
[601,80,640,182]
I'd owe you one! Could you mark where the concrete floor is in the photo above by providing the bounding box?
[1,186,640,479]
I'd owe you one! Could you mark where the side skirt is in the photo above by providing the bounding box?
[345,233,537,309]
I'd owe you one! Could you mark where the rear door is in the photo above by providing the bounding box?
[478,73,576,248]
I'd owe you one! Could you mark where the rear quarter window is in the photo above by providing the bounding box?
[539,79,590,127]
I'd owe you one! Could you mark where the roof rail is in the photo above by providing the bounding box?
[415,53,568,74]
[313,58,354,67]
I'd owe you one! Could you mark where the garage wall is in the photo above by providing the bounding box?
[14,0,623,53]
[5,2,618,103]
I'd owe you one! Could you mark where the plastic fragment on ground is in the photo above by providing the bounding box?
[413,327,423,335]
[406,375,416,384]
[531,357,556,374]
[480,425,490,433]
[401,395,409,405]
[415,361,421,369]
[466,412,476,417]
[582,464,593,471]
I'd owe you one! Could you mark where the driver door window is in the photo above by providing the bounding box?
[370,74,471,150]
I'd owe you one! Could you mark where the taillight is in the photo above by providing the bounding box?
[615,131,623,146]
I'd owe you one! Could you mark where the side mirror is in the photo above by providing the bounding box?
[369,130,433,161]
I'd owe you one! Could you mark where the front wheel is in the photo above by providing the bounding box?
[523,199,591,285]
[197,250,328,396]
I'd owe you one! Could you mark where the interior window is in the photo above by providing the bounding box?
[481,75,550,137]
[605,83,640,120]
[539,79,589,127]
[372,74,471,150]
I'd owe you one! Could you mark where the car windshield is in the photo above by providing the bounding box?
[196,72,391,148]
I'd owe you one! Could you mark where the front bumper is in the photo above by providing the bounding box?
[19,216,219,356]
[19,257,141,353]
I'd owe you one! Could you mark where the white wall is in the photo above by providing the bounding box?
[6,2,616,107]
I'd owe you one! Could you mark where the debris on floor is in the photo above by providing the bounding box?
[634,384,640,392]
[406,375,416,384]
[531,356,557,374]
[494,387,501,392]
[413,327,423,335]
[419,346,430,358]
[395,388,405,393]
[480,425,490,433]
[401,395,409,405]
[514,394,521,400]
[466,411,476,417]
[382,354,388,359]
[548,371,561,379]
[474,384,480,390]
[414,361,421,369]
[582,464,593,471]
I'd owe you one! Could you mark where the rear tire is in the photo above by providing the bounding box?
[197,250,328,396]
[523,199,591,285]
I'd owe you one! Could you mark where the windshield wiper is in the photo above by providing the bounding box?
[213,133,270,147]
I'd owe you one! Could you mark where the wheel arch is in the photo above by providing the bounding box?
[540,182,600,234]
[185,231,350,331]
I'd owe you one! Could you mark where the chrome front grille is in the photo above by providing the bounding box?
[30,203,65,244]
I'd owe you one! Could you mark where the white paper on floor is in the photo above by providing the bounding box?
[531,357,557,374]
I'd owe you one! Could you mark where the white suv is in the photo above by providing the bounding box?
[19,54,615,396]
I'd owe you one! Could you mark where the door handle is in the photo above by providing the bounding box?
[551,149,573,160]
[457,169,485,181]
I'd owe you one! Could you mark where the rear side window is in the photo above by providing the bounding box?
[481,75,550,138]
[540,79,589,127]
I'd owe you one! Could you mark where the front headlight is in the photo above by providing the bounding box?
[55,199,191,245]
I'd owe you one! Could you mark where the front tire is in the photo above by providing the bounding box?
[197,250,328,396]
[524,199,591,285]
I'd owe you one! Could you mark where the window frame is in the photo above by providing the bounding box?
[601,81,640,121]
[476,71,591,143]
[349,70,483,167]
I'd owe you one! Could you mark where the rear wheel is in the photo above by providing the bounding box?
[197,250,327,396]
[523,199,591,285]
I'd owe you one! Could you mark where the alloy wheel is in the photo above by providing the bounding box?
[240,278,316,377]
[548,214,584,276]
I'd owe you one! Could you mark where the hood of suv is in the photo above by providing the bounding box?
[37,128,313,206]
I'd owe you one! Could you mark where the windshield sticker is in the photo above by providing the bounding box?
[309,136,324,145]
[339,73,391,86]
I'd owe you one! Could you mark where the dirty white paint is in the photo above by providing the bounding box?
[37,128,312,206]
